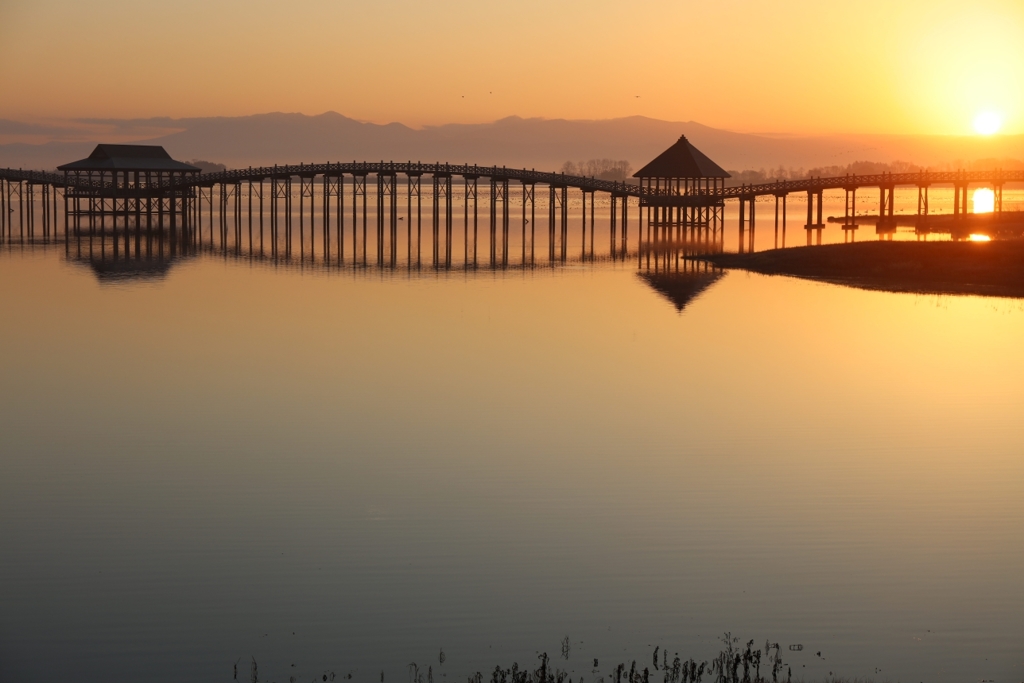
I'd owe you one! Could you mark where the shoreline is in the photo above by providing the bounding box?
[701,240,1024,298]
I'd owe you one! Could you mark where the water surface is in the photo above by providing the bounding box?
[1,244,1022,683]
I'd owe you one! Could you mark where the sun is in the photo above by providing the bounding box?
[973,111,1003,135]
[973,188,995,213]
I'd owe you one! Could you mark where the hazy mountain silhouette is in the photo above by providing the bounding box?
[2,111,1022,173]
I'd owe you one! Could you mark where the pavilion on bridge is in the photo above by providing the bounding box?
[633,135,730,241]
[58,144,199,229]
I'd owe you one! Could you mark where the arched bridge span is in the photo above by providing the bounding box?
[2,162,1022,258]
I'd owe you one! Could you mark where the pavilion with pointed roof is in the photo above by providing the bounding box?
[58,144,199,233]
[633,134,730,194]
[58,144,200,174]
[633,135,730,242]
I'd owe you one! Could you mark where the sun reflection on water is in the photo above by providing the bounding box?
[973,187,995,214]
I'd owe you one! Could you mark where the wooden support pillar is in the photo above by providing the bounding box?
[490,178,499,266]
[581,188,587,261]
[321,175,328,263]
[548,184,556,263]
[360,175,367,265]
[18,180,25,239]
[749,196,756,253]
[738,197,746,253]
[774,195,779,249]
[391,173,400,267]
[622,194,628,257]
[469,176,477,267]
[782,194,787,248]
[805,190,814,246]
[432,175,441,267]
[352,175,358,264]
[133,171,142,254]
[170,172,178,244]
[560,185,567,262]
[610,194,617,258]
[520,181,528,264]
[376,174,384,265]
[528,182,534,266]
[816,190,824,233]
[589,190,595,258]
[446,174,454,268]
[916,184,929,236]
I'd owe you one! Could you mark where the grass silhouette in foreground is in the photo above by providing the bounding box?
[703,240,1024,298]
[242,633,852,683]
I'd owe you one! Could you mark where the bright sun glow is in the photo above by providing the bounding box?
[969,234,992,242]
[973,111,1003,135]
[973,188,995,213]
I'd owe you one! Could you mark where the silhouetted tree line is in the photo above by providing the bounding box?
[560,159,633,182]
[725,157,1024,186]
[189,159,228,173]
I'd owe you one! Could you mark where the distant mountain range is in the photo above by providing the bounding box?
[2,112,1022,174]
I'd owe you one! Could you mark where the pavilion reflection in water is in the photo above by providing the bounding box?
[68,242,194,282]
[638,262,724,312]
[7,219,728,312]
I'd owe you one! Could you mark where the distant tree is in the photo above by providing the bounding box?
[560,159,632,182]
[188,159,228,173]
[969,157,1024,171]
[725,169,773,186]
[724,160,941,186]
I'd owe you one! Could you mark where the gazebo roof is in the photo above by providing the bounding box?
[58,145,200,172]
[633,135,730,179]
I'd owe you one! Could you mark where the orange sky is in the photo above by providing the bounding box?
[1,0,1022,135]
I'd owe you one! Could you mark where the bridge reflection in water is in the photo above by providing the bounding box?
[0,192,724,313]
[0,168,726,275]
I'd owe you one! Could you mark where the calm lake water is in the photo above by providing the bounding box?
[2,219,1023,683]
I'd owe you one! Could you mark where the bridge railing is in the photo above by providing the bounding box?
[723,170,1024,198]
[0,168,66,186]
[3,164,1023,201]
[184,161,667,198]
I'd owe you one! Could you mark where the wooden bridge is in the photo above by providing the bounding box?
[0,158,717,269]
[725,169,1023,248]
[2,140,1022,264]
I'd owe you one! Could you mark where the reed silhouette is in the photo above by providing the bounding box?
[233,632,925,683]
[443,633,791,683]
